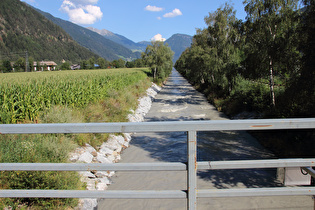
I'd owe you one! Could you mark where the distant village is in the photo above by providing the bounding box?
[32,60,81,71]
[33,61,58,71]
[0,56,144,73]
[5,60,80,72]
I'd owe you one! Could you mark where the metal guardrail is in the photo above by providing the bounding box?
[0,118,315,209]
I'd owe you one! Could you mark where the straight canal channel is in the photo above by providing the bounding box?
[97,69,313,210]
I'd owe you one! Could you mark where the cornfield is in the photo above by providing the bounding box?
[0,68,148,124]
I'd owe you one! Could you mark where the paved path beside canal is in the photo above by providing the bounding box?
[97,69,313,210]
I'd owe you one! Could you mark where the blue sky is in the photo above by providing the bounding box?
[22,0,247,43]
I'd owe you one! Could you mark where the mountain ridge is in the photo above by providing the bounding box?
[0,0,98,64]
[35,9,140,61]
[1,0,192,64]
[87,27,148,52]
[165,33,193,62]
[87,27,193,62]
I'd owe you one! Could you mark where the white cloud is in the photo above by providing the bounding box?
[70,0,99,5]
[61,0,75,9]
[85,5,103,18]
[145,5,164,12]
[60,0,103,25]
[151,34,166,42]
[163,8,183,18]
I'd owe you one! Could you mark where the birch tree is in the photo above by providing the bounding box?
[142,41,174,81]
[176,3,242,96]
[243,0,300,107]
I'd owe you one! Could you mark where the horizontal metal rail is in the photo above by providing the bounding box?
[0,159,314,171]
[1,118,315,134]
[198,159,315,170]
[0,187,314,199]
[0,162,187,171]
[0,190,187,199]
[0,118,315,210]
[197,187,315,197]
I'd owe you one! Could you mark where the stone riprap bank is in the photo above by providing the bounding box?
[68,83,161,209]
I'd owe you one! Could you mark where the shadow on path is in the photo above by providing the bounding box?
[96,69,305,210]
[130,129,281,189]
[127,69,281,188]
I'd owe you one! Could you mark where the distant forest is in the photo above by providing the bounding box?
[0,0,98,64]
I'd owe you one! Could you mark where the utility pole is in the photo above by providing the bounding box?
[25,51,29,72]
[0,51,31,72]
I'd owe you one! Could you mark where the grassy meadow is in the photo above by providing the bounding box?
[0,68,152,209]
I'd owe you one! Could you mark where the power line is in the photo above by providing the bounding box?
[0,51,27,60]
[0,51,29,72]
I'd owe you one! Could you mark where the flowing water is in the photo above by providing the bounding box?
[97,69,313,210]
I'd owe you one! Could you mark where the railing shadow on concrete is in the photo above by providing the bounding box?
[0,118,315,210]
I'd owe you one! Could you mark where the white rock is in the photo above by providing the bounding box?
[108,171,115,177]
[81,199,97,209]
[85,143,96,154]
[115,145,123,153]
[69,83,160,208]
[69,153,79,162]
[78,152,93,163]
[96,182,108,191]
[95,171,109,178]
[127,114,135,122]
[115,135,125,145]
[151,83,161,92]
[99,177,111,185]
[123,133,132,142]
[115,154,121,161]
[132,113,143,122]
[96,153,112,163]
[106,155,116,163]
[123,141,129,148]
[99,146,114,156]
[86,179,96,190]
[74,147,85,155]
[129,109,135,114]
[80,171,96,179]
[105,136,122,152]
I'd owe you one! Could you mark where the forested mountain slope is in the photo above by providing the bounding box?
[87,27,147,52]
[165,34,193,62]
[0,0,97,63]
[36,9,140,61]
[88,27,193,62]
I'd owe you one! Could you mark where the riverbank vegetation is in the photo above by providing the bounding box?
[175,0,314,157]
[0,68,152,209]
[176,0,314,118]
[142,41,174,83]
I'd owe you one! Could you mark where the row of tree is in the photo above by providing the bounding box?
[175,0,314,118]
[59,55,161,71]
[1,57,36,73]
[0,57,143,72]
[1,41,174,80]
[77,41,174,82]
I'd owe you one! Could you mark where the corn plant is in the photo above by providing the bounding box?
[0,68,149,124]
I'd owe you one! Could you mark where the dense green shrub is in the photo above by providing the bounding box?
[221,77,270,116]
[0,134,82,209]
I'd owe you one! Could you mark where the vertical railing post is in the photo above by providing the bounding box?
[187,131,197,210]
